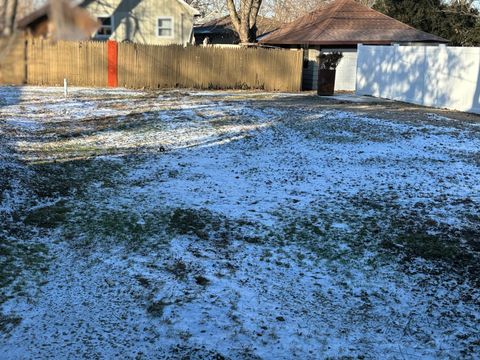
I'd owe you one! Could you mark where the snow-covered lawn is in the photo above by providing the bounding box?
[1,86,479,359]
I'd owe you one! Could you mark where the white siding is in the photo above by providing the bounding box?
[84,0,196,45]
[302,48,357,91]
[334,51,357,91]
[356,44,480,114]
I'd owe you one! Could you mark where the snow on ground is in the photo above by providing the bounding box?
[0,86,479,359]
[319,94,392,104]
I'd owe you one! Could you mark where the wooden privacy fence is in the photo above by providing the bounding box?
[118,43,303,91]
[0,37,303,92]
[0,35,26,85]
[28,39,108,87]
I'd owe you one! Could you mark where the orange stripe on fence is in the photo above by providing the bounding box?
[107,40,118,87]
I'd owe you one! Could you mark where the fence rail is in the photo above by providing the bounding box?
[0,37,303,92]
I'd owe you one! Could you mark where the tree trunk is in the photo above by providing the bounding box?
[226,0,262,44]
[248,24,258,43]
[2,0,18,36]
[238,23,251,43]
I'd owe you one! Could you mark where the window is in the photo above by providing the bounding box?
[157,17,173,37]
[97,16,113,37]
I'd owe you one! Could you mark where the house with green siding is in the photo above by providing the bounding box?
[17,0,200,45]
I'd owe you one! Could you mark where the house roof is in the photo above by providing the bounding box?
[17,7,46,28]
[194,16,281,37]
[17,1,86,29]
[177,0,201,16]
[259,0,448,46]
[17,0,200,29]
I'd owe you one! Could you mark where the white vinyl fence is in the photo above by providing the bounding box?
[356,44,480,114]
[302,48,357,91]
[334,51,357,92]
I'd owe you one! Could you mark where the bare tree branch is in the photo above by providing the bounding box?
[226,0,242,32]
[249,0,262,29]
[1,0,18,36]
[226,0,263,43]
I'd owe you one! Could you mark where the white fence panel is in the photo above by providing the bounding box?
[303,49,357,91]
[356,44,480,114]
[334,51,357,91]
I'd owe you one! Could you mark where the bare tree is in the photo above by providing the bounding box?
[226,0,263,44]
[185,0,227,20]
[1,0,48,35]
[17,0,46,18]
[260,0,378,24]
[1,0,19,36]
[442,0,480,17]
[356,0,377,7]
[263,0,325,23]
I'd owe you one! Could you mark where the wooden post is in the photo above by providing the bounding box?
[107,40,118,87]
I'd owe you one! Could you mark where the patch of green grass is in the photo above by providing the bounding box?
[40,144,104,154]
[65,206,266,250]
[24,201,69,228]
[166,259,189,279]
[160,208,270,246]
[243,235,263,244]
[194,275,210,286]
[168,169,180,178]
[279,215,325,243]
[146,300,168,317]
[288,115,400,144]
[0,314,22,334]
[377,222,479,285]
[65,208,170,248]
[0,235,49,305]
[270,201,479,275]
[383,232,461,262]
[28,159,125,199]
[209,116,243,129]
[167,208,228,241]
[275,215,363,262]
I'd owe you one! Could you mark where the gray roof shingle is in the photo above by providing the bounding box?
[260,0,448,45]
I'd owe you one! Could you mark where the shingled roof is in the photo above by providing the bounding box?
[195,16,280,37]
[17,1,86,29]
[260,0,448,46]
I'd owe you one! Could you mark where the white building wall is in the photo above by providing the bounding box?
[85,0,196,45]
[302,48,357,91]
[356,44,480,114]
[333,50,357,91]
